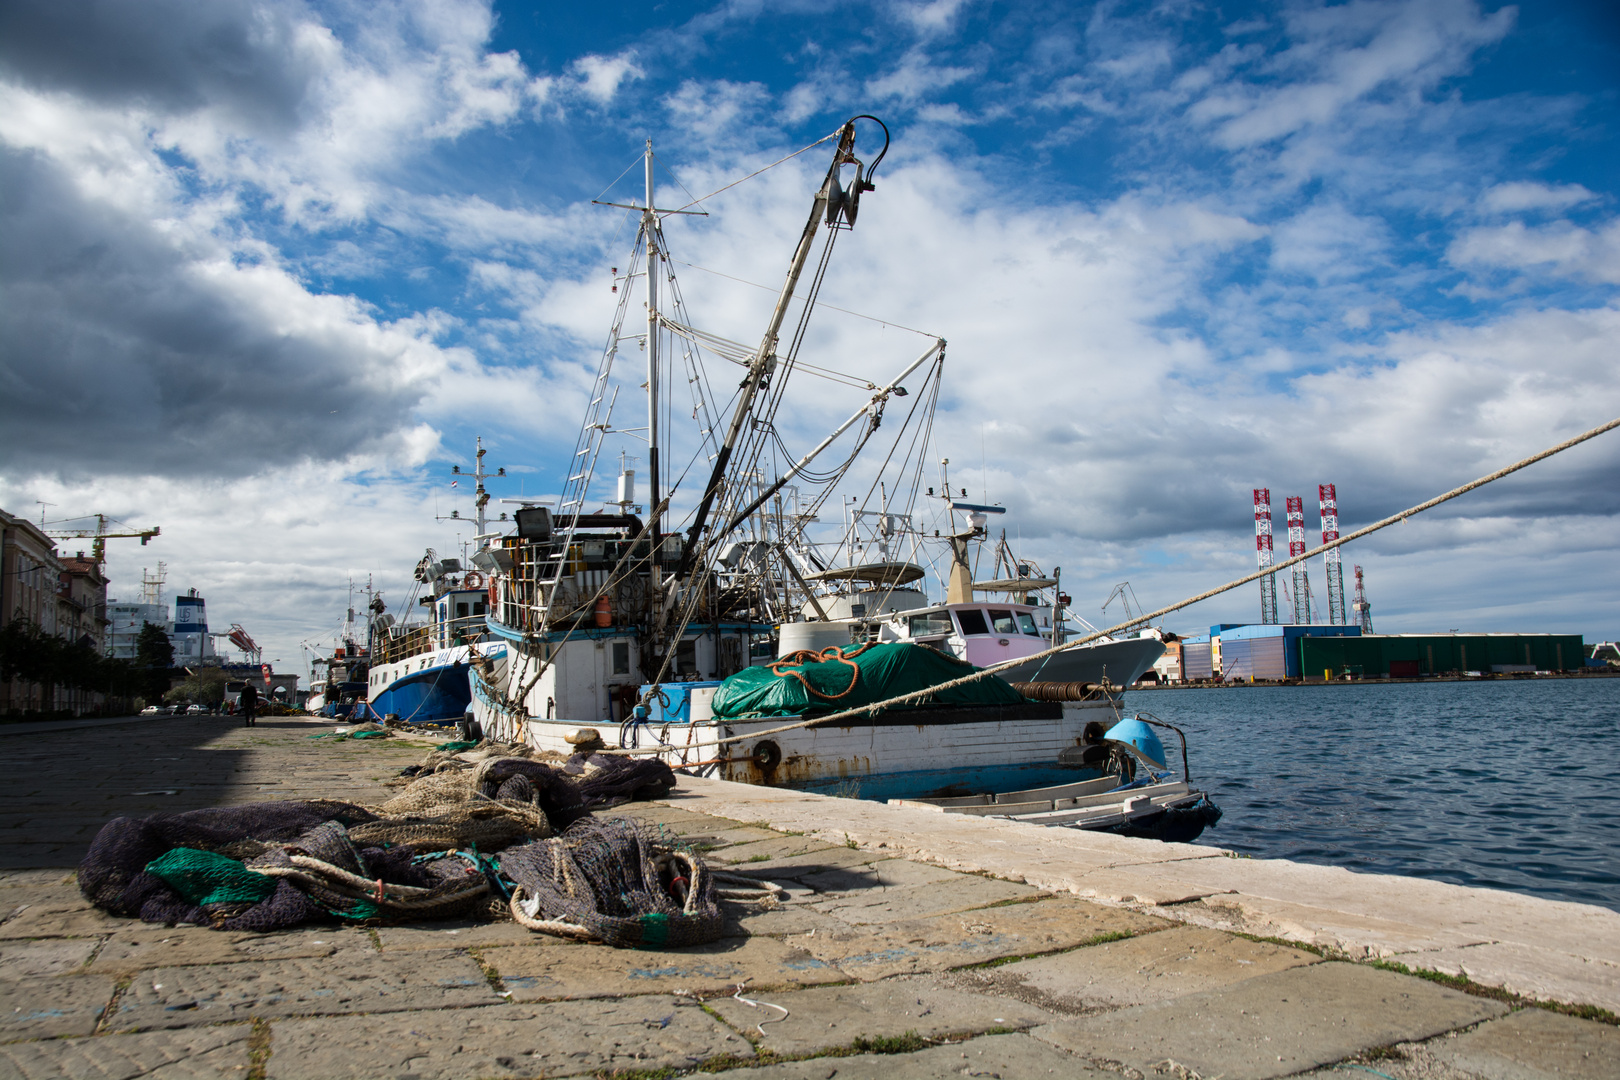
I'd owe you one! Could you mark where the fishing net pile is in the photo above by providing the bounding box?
[76,745,732,946]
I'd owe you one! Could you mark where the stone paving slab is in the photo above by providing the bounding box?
[1140,859,1620,965]
[90,924,373,974]
[722,901,860,939]
[0,937,100,977]
[0,893,125,940]
[808,873,1040,924]
[794,857,961,894]
[971,925,1320,1012]
[265,996,750,1079]
[708,835,845,865]
[0,870,75,888]
[719,846,892,879]
[712,1032,1103,1079]
[803,897,1168,982]
[674,825,787,849]
[1388,941,1620,1014]
[1428,1007,1620,1080]
[1164,892,1496,958]
[110,949,500,1031]
[485,935,847,1001]
[1031,961,1508,1080]
[705,978,1055,1057]
[1055,865,1237,906]
[0,1024,252,1079]
[376,919,550,952]
[0,973,117,1041]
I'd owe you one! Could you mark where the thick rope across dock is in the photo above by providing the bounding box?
[699,413,1620,747]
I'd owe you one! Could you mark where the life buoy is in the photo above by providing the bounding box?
[488,580,498,608]
[463,571,484,589]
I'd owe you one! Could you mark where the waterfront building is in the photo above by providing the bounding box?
[0,508,110,715]
[106,601,171,659]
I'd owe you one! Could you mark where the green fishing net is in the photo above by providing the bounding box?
[144,848,275,907]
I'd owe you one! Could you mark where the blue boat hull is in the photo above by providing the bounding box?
[371,663,473,724]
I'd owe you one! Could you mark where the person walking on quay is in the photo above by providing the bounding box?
[239,681,258,727]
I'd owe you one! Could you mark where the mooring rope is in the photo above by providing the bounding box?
[688,414,1620,748]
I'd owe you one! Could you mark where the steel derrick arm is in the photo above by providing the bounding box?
[717,338,945,538]
[674,117,884,581]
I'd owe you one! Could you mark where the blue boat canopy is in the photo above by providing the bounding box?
[1103,717,1167,769]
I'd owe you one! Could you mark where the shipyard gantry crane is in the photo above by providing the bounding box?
[45,514,160,564]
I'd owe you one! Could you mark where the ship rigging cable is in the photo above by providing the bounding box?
[685,413,1620,748]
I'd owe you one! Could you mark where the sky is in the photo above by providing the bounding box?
[1,0,1617,683]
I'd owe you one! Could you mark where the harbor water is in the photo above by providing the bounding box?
[1130,677,1620,912]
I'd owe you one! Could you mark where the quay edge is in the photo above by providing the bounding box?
[660,773,1620,1016]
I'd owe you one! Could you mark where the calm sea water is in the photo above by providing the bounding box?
[1128,678,1620,912]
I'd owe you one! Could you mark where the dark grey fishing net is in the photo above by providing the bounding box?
[79,800,379,924]
[79,756,681,935]
[500,816,723,949]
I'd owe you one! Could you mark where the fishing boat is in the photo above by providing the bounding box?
[888,714,1221,842]
[362,448,514,724]
[465,119,1194,825]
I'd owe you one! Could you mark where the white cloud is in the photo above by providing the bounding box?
[866,49,976,104]
[896,0,973,37]
[1188,0,1515,149]
[570,51,643,104]
[1481,181,1598,214]
[1449,219,1620,284]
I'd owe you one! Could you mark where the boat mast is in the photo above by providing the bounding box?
[473,436,489,540]
[644,141,663,622]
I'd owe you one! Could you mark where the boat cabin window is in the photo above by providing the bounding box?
[612,641,630,675]
[473,601,486,616]
[909,612,952,637]
[955,609,990,636]
[1017,612,1041,636]
[989,610,1018,635]
[456,602,469,619]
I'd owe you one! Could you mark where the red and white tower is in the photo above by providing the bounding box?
[1286,496,1313,623]
[1353,564,1374,633]
[1318,484,1346,625]
[1253,489,1279,624]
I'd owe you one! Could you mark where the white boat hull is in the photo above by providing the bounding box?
[495,699,1123,803]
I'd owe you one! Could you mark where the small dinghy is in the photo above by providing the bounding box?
[887,714,1222,843]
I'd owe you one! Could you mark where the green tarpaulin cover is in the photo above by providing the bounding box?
[710,642,1028,720]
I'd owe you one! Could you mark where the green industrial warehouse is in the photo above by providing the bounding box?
[1298,632,1583,681]
[1179,625,1586,682]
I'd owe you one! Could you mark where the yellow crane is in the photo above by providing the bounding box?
[46,514,161,564]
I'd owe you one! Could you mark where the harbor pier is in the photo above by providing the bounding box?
[1,714,1614,1079]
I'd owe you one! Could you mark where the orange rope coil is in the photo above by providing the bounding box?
[766,643,877,701]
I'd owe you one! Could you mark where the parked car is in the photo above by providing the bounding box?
[186,704,207,715]
[141,705,162,715]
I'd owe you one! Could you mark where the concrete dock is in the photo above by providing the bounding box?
[0,714,1615,1079]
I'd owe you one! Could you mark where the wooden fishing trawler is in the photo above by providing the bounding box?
[464,118,1205,832]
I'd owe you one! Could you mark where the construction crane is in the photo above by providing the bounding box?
[1101,581,1144,624]
[45,514,160,564]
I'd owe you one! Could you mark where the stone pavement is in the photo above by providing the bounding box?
[0,717,1614,1079]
